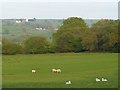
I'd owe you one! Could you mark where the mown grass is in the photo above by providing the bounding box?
[2,53,118,88]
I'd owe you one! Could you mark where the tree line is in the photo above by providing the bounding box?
[2,17,119,55]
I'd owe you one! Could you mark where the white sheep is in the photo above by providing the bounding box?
[66,81,72,85]
[96,78,100,82]
[32,70,36,73]
[52,68,61,73]
[52,69,57,72]
[56,69,61,73]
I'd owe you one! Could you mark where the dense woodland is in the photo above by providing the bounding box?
[1,17,119,55]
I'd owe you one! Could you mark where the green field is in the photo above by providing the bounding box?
[2,53,118,88]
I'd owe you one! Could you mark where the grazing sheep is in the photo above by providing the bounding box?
[56,69,61,73]
[32,70,36,73]
[96,78,100,82]
[66,81,72,85]
[52,68,61,73]
[52,69,57,72]
[102,78,107,82]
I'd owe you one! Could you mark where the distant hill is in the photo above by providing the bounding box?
[1,19,99,42]
[84,19,99,27]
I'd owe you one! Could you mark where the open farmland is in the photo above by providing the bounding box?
[2,53,118,88]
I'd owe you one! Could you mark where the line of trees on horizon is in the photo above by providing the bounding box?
[1,17,119,55]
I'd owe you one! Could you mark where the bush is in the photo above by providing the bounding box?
[2,38,22,55]
[24,36,50,54]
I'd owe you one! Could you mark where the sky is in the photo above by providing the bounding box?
[0,0,119,19]
[1,0,119,2]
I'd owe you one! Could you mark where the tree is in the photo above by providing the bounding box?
[24,36,50,54]
[53,31,76,52]
[53,17,88,52]
[81,30,98,51]
[91,19,118,52]
[59,17,87,31]
[2,38,22,55]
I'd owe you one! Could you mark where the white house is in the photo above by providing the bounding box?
[15,18,29,23]
[36,27,43,31]
[16,20,21,23]
[26,19,28,22]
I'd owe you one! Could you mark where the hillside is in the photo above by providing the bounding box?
[2,19,99,42]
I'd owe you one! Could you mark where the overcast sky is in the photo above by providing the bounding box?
[0,0,119,19]
[1,0,119,2]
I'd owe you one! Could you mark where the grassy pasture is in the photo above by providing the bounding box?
[2,53,118,88]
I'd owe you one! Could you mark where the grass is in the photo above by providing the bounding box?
[2,53,118,88]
